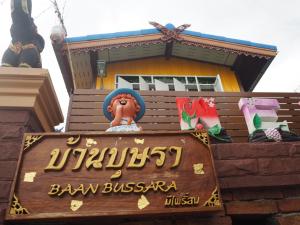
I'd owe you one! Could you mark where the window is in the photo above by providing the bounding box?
[116,75,223,92]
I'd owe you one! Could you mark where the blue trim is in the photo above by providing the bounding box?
[182,30,277,51]
[65,28,160,43]
[65,24,277,51]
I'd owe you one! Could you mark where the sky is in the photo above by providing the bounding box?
[1,0,300,127]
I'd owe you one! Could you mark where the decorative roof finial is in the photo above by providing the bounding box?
[149,22,191,42]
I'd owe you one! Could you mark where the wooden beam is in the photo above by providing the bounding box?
[164,42,173,59]
[89,50,98,88]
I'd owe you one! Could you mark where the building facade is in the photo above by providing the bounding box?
[1,23,300,225]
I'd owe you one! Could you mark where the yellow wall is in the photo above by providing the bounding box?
[97,57,240,92]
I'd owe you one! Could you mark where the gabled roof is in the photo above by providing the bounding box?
[53,23,277,94]
[65,23,277,51]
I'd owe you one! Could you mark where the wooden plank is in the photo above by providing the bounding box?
[71,101,242,110]
[69,116,300,128]
[278,104,300,110]
[287,123,300,129]
[222,123,247,130]
[277,110,300,116]
[71,95,294,104]
[230,137,249,143]
[71,101,300,112]
[219,116,245,123]
[277,116,300,122]
[144,110,179,116]
[72,116,300,127]
[69,123,181,131]
[71,109,102,116]
[217,110,243,116]
[72,102,102,109]
[137,91,300,98]
[226,130,249,137]
[70,116,180,123]
[70,109,179,117]
[68,122,250,138]
[74,89,300,98]
[65,94,74,132]
[73,95,106,102]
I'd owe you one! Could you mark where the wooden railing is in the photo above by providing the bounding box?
[67,89,300,143]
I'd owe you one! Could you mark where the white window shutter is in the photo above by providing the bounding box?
[139,77,149,91]
[154,79,169,91]
[214,75,224,92]
[173,78,186,91]
[118,77,133,89]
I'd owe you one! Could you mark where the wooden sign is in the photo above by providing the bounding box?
[6,131,222,223]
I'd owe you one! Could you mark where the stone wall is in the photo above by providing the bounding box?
[0,110,43,225]
[213,142,300,225]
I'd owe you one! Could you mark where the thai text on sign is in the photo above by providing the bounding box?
[6,131,221,223]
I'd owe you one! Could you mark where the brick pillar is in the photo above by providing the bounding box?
[0,67,63,224]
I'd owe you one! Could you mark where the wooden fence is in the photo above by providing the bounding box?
[67,89,300,143]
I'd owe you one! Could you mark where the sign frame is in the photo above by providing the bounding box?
[6,130,222,223]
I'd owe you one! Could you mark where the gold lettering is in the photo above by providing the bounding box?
[106,147,129,168]
[85,148,100,169]
[169,146,183,168]
[174,197,180,206]
[99,181,177,194]
[45,148,72,171]
[82,184,99,195]
[48,184,99,197]
[102,183,113,193]
[58,184,74,196]
[48,184,61,195]
[46,145,183,172]
[124,182,135,193]
[127,147,150,168]
[181,193,189,205]
[134,182,145,193]
[87,147,109,169]
[113,183,124,193]
[165,195,174,206]
[165,181,177,192]
[193,196,200,205]
[75,184,85,195]
[155,181,167,192]
[150,147,167,167]
[165,193,200,207]
[143,181,156,193]
[72,148,88,170]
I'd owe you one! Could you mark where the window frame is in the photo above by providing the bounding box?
[115,74,224,92]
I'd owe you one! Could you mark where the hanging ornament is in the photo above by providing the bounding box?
[50,25,66,44]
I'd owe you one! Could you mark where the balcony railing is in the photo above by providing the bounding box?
[67,90,300,143]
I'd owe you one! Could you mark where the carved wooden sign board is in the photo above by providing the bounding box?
[6,131,222,223]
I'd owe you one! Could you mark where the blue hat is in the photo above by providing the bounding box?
[103,88,146,122]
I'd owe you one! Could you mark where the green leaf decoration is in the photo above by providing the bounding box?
[182,111,196,129]
[208,124,222,136]
[253,113,262,129]
[182,111,190,122]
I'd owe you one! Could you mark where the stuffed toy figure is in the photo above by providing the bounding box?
[103,88,145,132]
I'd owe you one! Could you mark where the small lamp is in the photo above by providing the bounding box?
[96,60,107,77]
